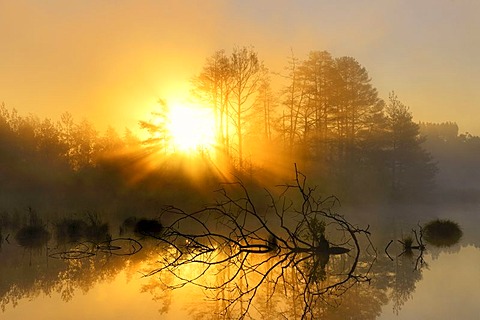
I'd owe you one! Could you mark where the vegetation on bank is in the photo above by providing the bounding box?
[1,48,479,214]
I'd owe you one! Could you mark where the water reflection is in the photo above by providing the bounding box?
[0,219,476,319]
[0,191,477,319]
[378,217,466,316]
[134,174,377,319]
[14,208,50,250]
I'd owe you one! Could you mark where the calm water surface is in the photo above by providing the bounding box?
[1,206,479,320]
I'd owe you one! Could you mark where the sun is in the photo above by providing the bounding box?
[167,102,216,154]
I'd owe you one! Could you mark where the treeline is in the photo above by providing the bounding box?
[0,104,215,214]
[419,121,480,197]
[2,47,479,209]
[0,104,140,169]
[0,105,122,210]
[143,48,439,201]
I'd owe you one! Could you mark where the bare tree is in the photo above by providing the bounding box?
[280,50,307,156]
[192,50,232,152]
[229,46,262,167]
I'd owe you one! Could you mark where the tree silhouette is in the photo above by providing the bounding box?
[192,46,264,168]
[228,46,263,167]
[192,49,232,152]
[298,51,336,160]
[139,98,172,154]
[385,92,437,199]
[280,50,306,156]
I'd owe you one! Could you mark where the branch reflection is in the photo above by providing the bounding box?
[0,170,469,319]
[142,167,376,319]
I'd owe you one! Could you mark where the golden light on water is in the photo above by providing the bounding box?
[166,102,216,155]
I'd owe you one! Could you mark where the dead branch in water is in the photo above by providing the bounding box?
[144,165,376,319]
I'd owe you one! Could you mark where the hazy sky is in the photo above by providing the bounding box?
[1,0,479,135]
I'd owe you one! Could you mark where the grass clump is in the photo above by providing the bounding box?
[15,225,51,249]
[134,219,163,237]
[55,218,88,243]
[423,219,462,247]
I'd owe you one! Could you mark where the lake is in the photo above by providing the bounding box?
[1,203,479,319]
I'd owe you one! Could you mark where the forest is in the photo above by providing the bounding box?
[1,47,479,219]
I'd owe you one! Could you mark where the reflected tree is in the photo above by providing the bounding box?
[397,226,427,271]
[383,224,431,315]
[390,253,424,315]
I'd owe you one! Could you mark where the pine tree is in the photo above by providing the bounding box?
[385,92,437,199]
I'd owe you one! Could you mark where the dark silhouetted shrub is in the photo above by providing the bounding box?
[119,216,137,236]
[134,219,163,237]
[85,212,110,242]
[423,219,462,247]
[15,225,51,249]
[55,219,88,243]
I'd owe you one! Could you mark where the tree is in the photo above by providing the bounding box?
[36,118,68,165]
[419,121,459,142]
[98,126,124,155]
[192,47,265,168]
[419,122,480,195]
[251,67,275,143]
[331,56,384,163]
[139,99,172,155]
[278,52,385,173]
[280,50,307,155]
[69,119,99,169]
[385,92,437,198]
[123,128,141,149]
[229,46,263,167]
[192,50,232,151]
[299,51,337,160]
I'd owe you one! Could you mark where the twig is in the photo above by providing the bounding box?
[385,240,394,261]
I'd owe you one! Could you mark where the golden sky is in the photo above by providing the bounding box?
[1,0,479,135]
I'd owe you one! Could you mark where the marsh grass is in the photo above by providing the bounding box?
[399,235,415,256]
[134,219,163,237]
[53,212,110,243]
[84,212,110,242]
[55,218,88,243]
[423,219,462,247]
[14,208,51,249]
[402,236,413,249]
[15,225,51,249]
